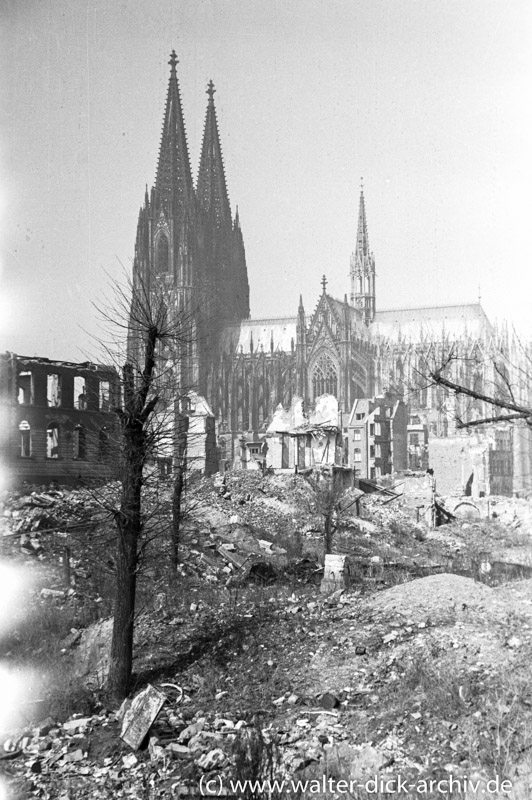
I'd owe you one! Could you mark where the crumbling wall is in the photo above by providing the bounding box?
[0,352,120,486]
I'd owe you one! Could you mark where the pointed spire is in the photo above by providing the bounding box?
[197,80,231,226]
[356,180,370,258]
[155,50,193,215]
[350,180,376,324]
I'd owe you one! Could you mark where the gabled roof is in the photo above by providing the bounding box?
[373,303,493,342]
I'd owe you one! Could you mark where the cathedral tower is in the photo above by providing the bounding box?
[130,52,249,396]
[350,186,376,325]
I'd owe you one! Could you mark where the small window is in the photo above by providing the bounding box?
[355,413,364,420]
[369,424,375,436]
[73,425,86,460]
[47,374,62,407]
[46,423,59,459]
[370,445,375,458]
[375,444,381,458]
[353,430,361,441]
[354,448,361,462]
[74,376,87,410]
[99,380,110,411]
[19,420,31,457]
[17,372,33,405]
[374,422,381,436]
[410,433,419,447]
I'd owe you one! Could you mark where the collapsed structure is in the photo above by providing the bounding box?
[0,353,120,485]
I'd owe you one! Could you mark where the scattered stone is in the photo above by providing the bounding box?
[178,717,206,743]
[319,692,340,710]
[166,743,192,759]
[62,717,91,733]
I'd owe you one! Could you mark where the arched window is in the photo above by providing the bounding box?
[99,428,110,462]
[73,425,86,460]
[155,234,169,273]
[312,355,338,399]
[46,423,59,459]
[19,420,31,458]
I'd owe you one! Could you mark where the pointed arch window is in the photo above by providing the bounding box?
[312,355,338,399]
[155,233,169,273]
[19,420,31,458]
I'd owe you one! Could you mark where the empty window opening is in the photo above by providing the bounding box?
[73,425,86,460]
[74,376,87,410]
[155,234,169,273]
[47,374,62,407]
[17,372,33,405]
[99,380,110,411]
[19,420,31,457]
[99,427,110,462]
[46,423,59,459]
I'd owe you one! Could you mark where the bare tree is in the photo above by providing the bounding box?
[96,277,196,701]
[306,470,347,556]
[425,347,532,430]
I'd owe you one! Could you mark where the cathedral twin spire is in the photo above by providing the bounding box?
[154,50,231,225]
[155,51,194,215]
[197,80,231,226]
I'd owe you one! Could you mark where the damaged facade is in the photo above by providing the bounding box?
[128,54,532,495]
[0,353,120,485]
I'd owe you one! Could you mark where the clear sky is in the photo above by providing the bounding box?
[1,0,531,361]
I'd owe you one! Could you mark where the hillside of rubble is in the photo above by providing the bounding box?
[2,472,532,798]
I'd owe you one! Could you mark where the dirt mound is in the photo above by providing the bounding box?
[495,577,532,616]
[368,573,500,624]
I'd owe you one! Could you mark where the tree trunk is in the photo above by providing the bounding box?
[171,461,185,571]
[324,512,334,556]
[107,425,144,703]
[170,412,188,573]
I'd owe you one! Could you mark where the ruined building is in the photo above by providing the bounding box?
[0,353,120,485]
[129,53,532,494]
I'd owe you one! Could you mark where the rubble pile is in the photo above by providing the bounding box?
[1,691,421,799]
[3,474,532,796]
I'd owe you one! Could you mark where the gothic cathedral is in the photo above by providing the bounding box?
[129,52,531,488]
